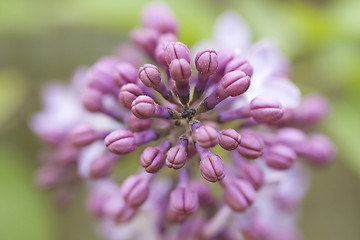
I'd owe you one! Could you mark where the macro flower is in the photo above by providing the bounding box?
[31,2,336,239]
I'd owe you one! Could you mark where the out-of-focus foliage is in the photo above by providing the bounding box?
[0,146,55,240]
[0,0,359,240]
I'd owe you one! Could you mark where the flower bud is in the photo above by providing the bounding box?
[264,144,297,170]
[36,166,62,189]
[127,114,152,132]
[138,64,162,87]
[131,95,156,119]
[90,153,116,179]
[237,160,264,190]
[165,41,191,65]
[195,49,218,77]
[221,71,251,97]
[237,133,264,159]
[225,57,253,77]
[121,174,151,208]
[155,34,177,66]
[118,83,143,109]
[56,146,79,165]
[302,134,336,165]
[142,2,178,34]
[219,129,241,151]
[70,124,97,147]
[186,137,197,158]
[166,139,188,169]
[293,95,329,126]
[131,28,159,56]
[276,128,308,152]
[250,96,284,123]
[113,62,138,87]
[190,181,214,206]
[82,88,103,112]
[217,49,236,73]
[200,153,225,182]
[103,191,136,223]
[140,147,165,173]
[194,125,219,148]
[140,140,170,173]
[88,60,118,94]
[105,129,136,155]
[223,178,256,212]
[132,95,175,119]
[169,187,199,215]
[169,59,192,84]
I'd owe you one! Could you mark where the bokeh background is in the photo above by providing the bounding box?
[1,0,360,239]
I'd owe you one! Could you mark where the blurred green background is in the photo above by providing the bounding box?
[1,0,360,239]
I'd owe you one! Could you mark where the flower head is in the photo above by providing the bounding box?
[32,3,336,240]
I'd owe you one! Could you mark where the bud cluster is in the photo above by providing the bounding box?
[31,3,336,240]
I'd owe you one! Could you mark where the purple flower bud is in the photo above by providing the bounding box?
[165,41,191,65]
[219,129,241,151]
[195,49,218,77]
[264,144,297,170]
[138,64,162,87]
[169,59,191,104]
[237,133,264,159]
[105,129,136,155]
[88,60,118,94]
[82,88,103,112]
[36,166,62,189]
[233,156,264,190]
[276,128,308,153]
[241,218,269,240]
[166,139,188,169]
[222,178,256,212]
[250,96,284,123]
[70,124,97,147]
[197,149,225,182]
[90,153,117,179]
[121,173,152,208]
[293,95,329,126]
[142,2,178,34]
[131,95,156,119]
[169,187,199,215]
[193,125,219,148]
[302,134,336,165]
[224,57,253,77]
[190,180,214,206]
[169,59,192,84]
[186,137,197,158]
[126,114,152,132]
[140,140,170,173]
[131,28,159,56]
[87,190,108,218]
[221,71,251,97]
[103,191,136,223]
[216,49,236,73]
[132,95,176,119]
[56,145,79,165]
[113,62,138,87]
[155,33,177,66]
[192,49,218,99]
[118,83,143,109]
[138,64,173,100]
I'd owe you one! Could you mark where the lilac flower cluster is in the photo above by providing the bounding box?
[31,3,336,240]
